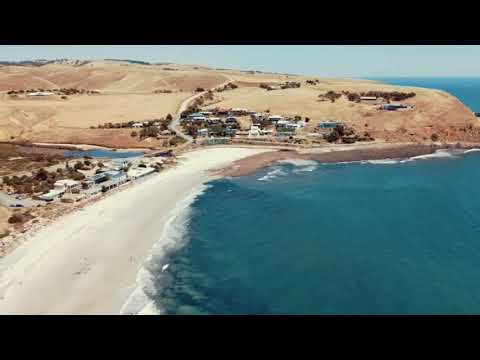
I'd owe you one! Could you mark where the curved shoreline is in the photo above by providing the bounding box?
[0,147,269,314]
[1,142,479,314]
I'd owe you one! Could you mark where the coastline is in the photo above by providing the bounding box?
[0,147,269,315]
[1,141,479,314]
[219,142,480,177]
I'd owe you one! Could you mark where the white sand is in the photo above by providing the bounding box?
[0,147,269,314]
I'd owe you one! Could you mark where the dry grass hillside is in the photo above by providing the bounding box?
[0,60,479,146]
[0,61,231,147]
[206,74,480,143]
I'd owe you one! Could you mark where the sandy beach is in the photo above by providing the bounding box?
[0,147,269,315]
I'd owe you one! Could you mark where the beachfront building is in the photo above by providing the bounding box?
[127,167,156,180]
[132,123,143,128]
[54,179,81,192]
[89,172,111,185]
[99,171,128,191]
[38,188,65,202]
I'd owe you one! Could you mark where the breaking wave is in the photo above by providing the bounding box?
[258,167,287,181]
[277,159,319,167]
[119,183,210,315]
[463,148,480,154]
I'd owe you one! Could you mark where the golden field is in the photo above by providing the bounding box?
[0,59,479,147]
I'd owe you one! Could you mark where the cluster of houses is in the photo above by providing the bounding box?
[183,107,312,140]
[247,113,305,138]
[38,158,160,202]
[183,109,243,138]
[358,96,414,111]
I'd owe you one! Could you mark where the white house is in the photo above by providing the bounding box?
[54,179,81,192]
[26,91,54,97]
[38,189,65,202]
[248,125,261,138]
[132,123,143,128]
[360,96,377,101]
[127,167,156,180]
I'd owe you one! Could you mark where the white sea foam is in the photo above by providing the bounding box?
[120,183,210,315]
[400,149,457,162]
[277,158,319,167]
[364,159,400,165]
[293,165,318,173]
[463,148,480,154]
[258,167,287,181]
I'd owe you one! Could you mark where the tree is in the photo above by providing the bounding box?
[35,168,49,181]
[97,162,104,168]
[431,133,439,142]
[325,129,340,143]
[140,126,159,139]
[131,131,137,137]
[74,161,84,170]
[166,113,173,122]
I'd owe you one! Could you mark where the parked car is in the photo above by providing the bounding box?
[10,203,24,208]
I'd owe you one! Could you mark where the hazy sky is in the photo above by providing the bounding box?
[1,45,480,78]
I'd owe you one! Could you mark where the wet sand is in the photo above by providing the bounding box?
[220,142,480,177]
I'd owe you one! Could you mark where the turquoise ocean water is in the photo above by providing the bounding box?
[144,78,480,314]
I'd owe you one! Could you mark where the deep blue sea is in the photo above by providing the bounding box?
[145,78,480,315]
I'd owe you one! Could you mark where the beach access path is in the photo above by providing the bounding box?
[0,147,269,315]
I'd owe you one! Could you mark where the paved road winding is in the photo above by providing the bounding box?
[168,78,234,146]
